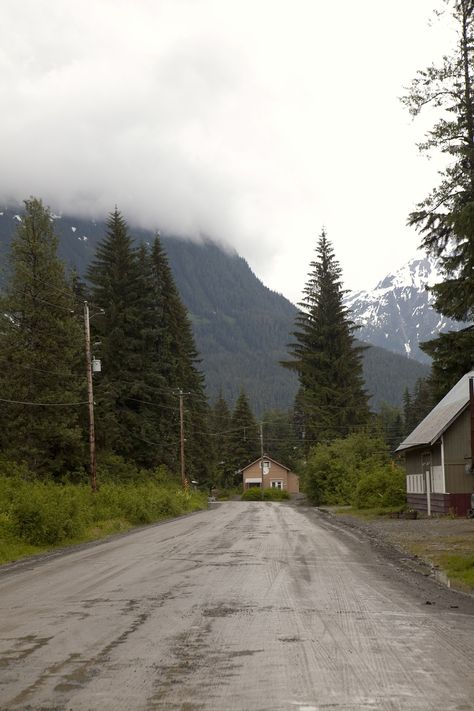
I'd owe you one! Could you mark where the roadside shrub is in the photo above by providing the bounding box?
[241,487,290,501]
[8,482,87,545]
[264,488,290,500]
[352,465,406,509]
[241,487,263,501]
[0,471,207,552]
[302,431,395,506]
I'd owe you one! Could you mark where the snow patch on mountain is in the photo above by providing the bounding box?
[345,254,465,364]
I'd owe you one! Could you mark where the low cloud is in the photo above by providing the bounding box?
[0,0,451,301]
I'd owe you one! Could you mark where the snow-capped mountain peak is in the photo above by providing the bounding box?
[345,254,463,363]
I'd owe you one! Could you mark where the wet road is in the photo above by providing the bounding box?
[1,502,474,711]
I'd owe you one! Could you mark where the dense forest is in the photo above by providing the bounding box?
[0,208,429,415]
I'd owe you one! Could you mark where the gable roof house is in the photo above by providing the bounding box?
[241,455,299,494]
[396,370,474,516]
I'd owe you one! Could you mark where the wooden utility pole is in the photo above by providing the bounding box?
[84,301,97,493]
[179,389,188,491]
[260,421,264,500]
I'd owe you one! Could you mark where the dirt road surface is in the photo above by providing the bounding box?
[1,502,474,711]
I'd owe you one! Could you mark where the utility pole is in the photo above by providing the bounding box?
[179,389,188,491]
[260,421,264,500]
[84,301,97,493]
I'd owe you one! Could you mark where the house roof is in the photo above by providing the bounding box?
[396,370,474,452]
[241,455,292,473]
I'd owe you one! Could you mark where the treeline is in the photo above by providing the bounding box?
[0,199,300,489]
[0,199,209,484]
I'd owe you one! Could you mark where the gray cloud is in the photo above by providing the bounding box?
[0,0,452,302]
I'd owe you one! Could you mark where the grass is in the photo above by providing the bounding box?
[0,518,134,565]
[407,536,474,592]
[0,478,207,566]
[334,506,474,593]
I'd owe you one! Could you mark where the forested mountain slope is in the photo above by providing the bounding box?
[0,208,428,412]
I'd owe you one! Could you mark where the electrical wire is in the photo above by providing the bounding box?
[0,396,88,406]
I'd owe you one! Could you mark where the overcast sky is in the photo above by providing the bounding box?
[0,1,454,303]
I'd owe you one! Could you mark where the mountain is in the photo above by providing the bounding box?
[0,207,428,413]
[345,256,466,363]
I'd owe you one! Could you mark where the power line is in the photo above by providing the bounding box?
[0,396,88,406]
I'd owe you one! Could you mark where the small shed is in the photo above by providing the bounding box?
[396,370,474,516]
[241,455,299,494]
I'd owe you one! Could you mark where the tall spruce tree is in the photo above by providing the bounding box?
[86,208,147,461]
[283,231,369,445]
[148,236,211,482]
[228,390,260,480]
[0,198,84,476]
[402,1,474,388]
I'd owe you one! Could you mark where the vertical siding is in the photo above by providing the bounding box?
[405,450,422,476]
[444,409,474,494]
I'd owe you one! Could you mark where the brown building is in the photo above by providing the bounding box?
[241,455,299,494]
[396,370,474,516]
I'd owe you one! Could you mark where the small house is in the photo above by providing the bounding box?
[241,455,299,494]
[396,370,474,516]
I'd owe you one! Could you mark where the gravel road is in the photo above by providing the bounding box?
[1,501,474,711]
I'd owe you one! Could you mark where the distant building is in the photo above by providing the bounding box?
[241,455,299,494]
[396,370,474,516]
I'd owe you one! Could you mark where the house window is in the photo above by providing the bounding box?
[262,460,271,474]
[271,480,283,489]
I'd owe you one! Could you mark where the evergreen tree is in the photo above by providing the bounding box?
[148,236,211,482]
[283,231,369,445]
[402,1,474,384]
[262,409,300,469]
[0,198,84,476]
[210,391,233,487]
[228,390,260,481]
[421,327,474,400]
[376,403,404,452]
[402,377,435,435]
[86,208,145,460]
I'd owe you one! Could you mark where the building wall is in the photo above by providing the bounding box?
[443,409,474,494]
[407,493,471,517]
[242,459,299,493]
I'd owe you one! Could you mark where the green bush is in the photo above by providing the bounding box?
[0,471,207,550]
[352,465,406,509]
[302,431,398,507]
[241,487,290,501]
[8,482,87,545]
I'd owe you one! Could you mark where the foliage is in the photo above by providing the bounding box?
[302,431,396,506]
[262,409,302,469]
[421,327,474,401]
[352,466,406,509]
[0,476,206,548]
[375,403,404,452]
[241,487,290,501]
[210,392,233,487]
[402,377,435,436]
[227,390,260,481]
[437,553,474,589]
[402,1,474,389]
[283,231,369,446]
[86,212,211,478]
[0,198,85,477]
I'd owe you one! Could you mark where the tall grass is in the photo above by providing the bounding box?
[0,476,206,549]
